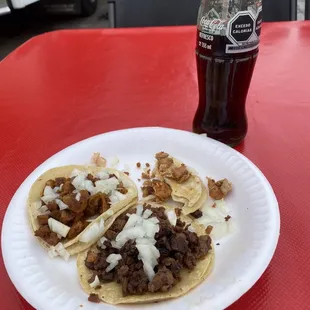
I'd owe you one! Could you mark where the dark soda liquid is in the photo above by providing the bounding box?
[193,30,258,147]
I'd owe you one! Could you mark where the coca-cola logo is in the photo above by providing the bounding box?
[200,16,226,31]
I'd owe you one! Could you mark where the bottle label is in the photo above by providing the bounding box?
[198,1,262,55]
[225,7,262,53]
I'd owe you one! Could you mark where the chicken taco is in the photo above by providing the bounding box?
[150,152,208,215]
[28,165,138,258]
[77,202,214,304]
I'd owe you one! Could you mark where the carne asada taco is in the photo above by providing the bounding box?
[153,152,208,215]
[28,165,138,258]
[77,202,214,304]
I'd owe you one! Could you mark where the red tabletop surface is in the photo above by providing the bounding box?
[0,21,310,309]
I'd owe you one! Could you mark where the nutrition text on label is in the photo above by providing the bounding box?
[198,31,213,50]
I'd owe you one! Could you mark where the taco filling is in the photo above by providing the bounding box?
[83,204,212,301]
[34,169,130,247]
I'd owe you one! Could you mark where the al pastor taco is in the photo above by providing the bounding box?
[77,202,214,304]
[28,165,138,258]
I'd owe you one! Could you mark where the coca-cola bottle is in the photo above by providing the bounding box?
[193,0,263,146]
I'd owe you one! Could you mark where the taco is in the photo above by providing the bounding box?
[152,152,208,215]
[77,202,214,304]
[28,165,138,258]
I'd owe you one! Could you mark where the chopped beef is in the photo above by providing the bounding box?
[175,208,182,216]
[207,178,232,200]
[141,180,155,197]
[59,209,76,225]
[67,221,87,239]
[152,180,172,202]
[225,215,232,221]
[136,162,141,168]
[73,212,85,223]
[50,210,61,221]
[155,152,170,160]
[141,172,151,179]
[88,294,101,303]
[146,163,150,167]
[141,180,171,202]
[183,252,196,270]
[148,267,174,292]
[34,225,60,246]
[85,251,98,269]
[46,202,59,212]
[84,205,212,297]
[205,225,213,235]
[55,177,66,186]
[61,180,75,195]
[196,235,212,259]
[86,174,96,182]
[170,233,189,253]
[86,193,109,216]
[34,225,50,238]
[127,269,149,294]
[105,229,117,241]
[109,216,127,234]
[124,172,129,176]
[37,215,49,225]
[155,152,190,183]
[35,174,112,246]
[94,253,109,270]
[190,210,203,218]
[117,182,128,194]
[63,194,87,213]
[171,164,191,183]
[45,179,56,188]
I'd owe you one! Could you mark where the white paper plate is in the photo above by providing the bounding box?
[2,127,280,310]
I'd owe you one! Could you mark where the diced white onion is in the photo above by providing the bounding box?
[109,207,160,280]
[97,236,107,249]
[70,169,87,178]
[44,186,55,196]
[136,205,143,217]
[94,177,119,195]
[110,156,119,168]
[55,199,69,211]
[41,186,59,204]
[142,220,159,238]
[148,217,159,224]
[33,201,42,210]
[143,261,155,282]
[165,209,177,226]
[53,186,60,193]
[143,209,152,219]
[79,219,105,243]
[38,205,49,214]
[55,243,70,261]
[48,218,70,238]
[122,214,143,230]
[72,174,95,194]
[48,246,58,259]
[90,275,101,288]
[106,254,122,272]
[116,226,145,247]
[96,171,110,180]
[75,192,81,201]
[59,184,63,190]
[111,240,121,249]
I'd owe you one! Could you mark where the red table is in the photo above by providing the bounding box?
[1,21,310,309]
